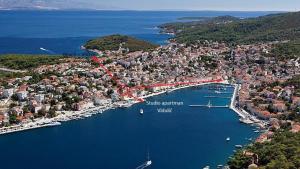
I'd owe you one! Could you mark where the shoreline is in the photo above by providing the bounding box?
[229,84,267,128]
[0,80,264,135]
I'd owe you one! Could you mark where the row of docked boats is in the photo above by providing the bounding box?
[0,118,61,135]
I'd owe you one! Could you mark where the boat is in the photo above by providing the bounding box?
[135,150,152,169]
[145,150,152,167]
[217,164,223,168]
[140,109,144,115]
[254,130,260,133]
[203,166,210,169]
[207,100,212,108]
[239,118,254,124]
[235,145,243,148]
[226,137,230,141]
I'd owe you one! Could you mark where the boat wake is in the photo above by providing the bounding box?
[40,47,56,54]
[136,151,152,169]
[135,160,152,169]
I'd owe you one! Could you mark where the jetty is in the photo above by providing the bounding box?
[189,100,229,108]
[229,84,247,119]
[229,84,266,127]
[204,96,231,99]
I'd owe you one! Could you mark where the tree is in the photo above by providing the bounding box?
[9,114,18,124]
[38,109,46,117]
[48,109,57,118]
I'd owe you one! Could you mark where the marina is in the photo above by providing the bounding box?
[189,100,229,108]
[0,83,259,169]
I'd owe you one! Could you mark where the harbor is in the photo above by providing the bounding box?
[0,83,258,169]
[0,81,225,135]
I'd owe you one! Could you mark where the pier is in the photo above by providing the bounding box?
[189,105,229,108]
[189,100,229,108]
[229,84,246,119]
[204,96,231,99]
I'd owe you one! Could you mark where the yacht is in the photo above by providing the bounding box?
[203,166,210,169]
[235,145,243,148]
[226,137,230,141]
[140,109,144,115]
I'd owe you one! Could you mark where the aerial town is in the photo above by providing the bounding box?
[0,40,300,141]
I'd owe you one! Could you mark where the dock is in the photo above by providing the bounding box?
[204,96,231,99]
[189,100,229,108]
[189,105,229,108]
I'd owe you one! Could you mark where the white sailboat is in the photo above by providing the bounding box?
[207,100,212,108]
[136,151,152,169]
[145,151,152,167]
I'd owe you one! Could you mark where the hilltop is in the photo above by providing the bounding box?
[160,12,300,44]
[84,34,158,52]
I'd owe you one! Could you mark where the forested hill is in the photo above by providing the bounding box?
[160,12,300,44]
[84,34,158,52]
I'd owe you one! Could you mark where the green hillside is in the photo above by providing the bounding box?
[228,131,300,169]
[84,34,158,52]
[160,12,300,44]
[0,54,64,70]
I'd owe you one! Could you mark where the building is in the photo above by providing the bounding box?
[3,89,14,98]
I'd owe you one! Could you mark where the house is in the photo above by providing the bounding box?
[74,101,94,111]
[272,102,287,112]
[10,107,23,116]
[53,102,64,111]
[35,94,45,103]
[256,131,274,143]
[2,89,14,98]
[291,123,300,133]
[43,104,51,112]
[33,104,43,114]
[16,91,28,101]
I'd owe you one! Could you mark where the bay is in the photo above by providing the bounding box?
[0,85,258,169]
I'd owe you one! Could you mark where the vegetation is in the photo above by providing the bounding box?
[267,41,300,60]
[160,15,240,31]
[284,75,300,89]
[160,12,300,44]
[228,130,300,169]
[177,16,240,21]
[84,34,158,52]
[0,71,27,79]
[0,54,64,70]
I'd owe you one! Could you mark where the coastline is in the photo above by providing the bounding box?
[0,81,265,135]
[229,84,266,128]
[1,81,226,135]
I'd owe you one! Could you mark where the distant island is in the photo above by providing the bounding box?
[84,34,159,52]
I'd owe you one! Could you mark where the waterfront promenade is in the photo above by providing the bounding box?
[230,84,265,127]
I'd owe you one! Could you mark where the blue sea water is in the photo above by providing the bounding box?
[0,10,278,54]
[0,85,258,169]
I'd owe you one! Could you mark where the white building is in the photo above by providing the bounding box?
[35,94,45,103]
[3,89,14,98]
[16,91,28,101]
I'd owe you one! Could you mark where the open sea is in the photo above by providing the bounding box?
[0,10,275,169]
[0,10,277,54]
